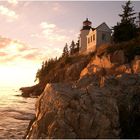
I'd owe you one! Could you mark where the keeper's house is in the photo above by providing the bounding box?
[79,18,112,53]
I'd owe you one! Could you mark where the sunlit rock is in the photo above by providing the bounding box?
[110,50,126,64]
[132,55,140,73]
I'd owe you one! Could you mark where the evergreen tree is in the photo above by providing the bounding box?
[35,58,58,83]
[137,12,140,36]
[35,61,45,82]
[62,43,69,57]
[75,40,80,53]
[113,0,137,42]
[69,40,75,55]
[136,12,140,28]
[69,40,80,55]
[119,0,136,23]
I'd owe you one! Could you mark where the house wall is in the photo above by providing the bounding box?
[96,31,111,47]
[79,30,90,52]
[87,30,97,53]
[96,23,111,48]
[79,22,111,54]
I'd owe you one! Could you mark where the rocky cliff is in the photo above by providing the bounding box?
[25,48,140,138]
[25,73,140,139]
[20,54,93,97]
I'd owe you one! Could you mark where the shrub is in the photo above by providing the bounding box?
[107,37,140,62]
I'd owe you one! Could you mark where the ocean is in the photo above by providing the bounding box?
[0,86,36,139]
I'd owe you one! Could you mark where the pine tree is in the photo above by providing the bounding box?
[137,12,140,35]
[35,58,58,83]
[136,12,140,28]
[113,0,137,42]
[69,40,75,55]
[119,0,136,23]
[75,40,80,53]
[62,43,69,57]
[35,61,45,82]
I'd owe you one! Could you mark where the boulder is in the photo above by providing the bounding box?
[80,55,113,78]
[115,64,132,74]
[132,55,140,74]
[20,84,44,97]
[90,55,113,69]
[25,81,120,139]
[65,60,88,81]
[110,50,126,64]
[25,73,140,139]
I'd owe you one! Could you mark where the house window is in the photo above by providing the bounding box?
[102,33,106,41]
[93,34,95,41]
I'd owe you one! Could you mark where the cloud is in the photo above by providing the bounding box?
[31,33,42,39]
[24,53,37,60]
[0,52,7,56]
[40,21,69,42]
[40,22,56,29]
[0,36,44,64]
[31,21,79,59]
[0,37,11,48]
[0,5,18,21]
[7,0,18,5]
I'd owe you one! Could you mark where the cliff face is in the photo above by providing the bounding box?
[80,52,140,78]
[26,73,140,139]
[25,48,140,138]
[20,54,93,97]
[26,78,118,138]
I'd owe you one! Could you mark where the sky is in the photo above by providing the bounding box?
[0,0,140,88]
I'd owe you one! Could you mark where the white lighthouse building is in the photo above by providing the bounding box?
[79,18,112,53]
[79,18,92,52]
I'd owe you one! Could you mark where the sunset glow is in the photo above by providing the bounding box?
[0,37,42,87]
[0,66,38,87]
[0,1,140,88]
[0,1,140,139]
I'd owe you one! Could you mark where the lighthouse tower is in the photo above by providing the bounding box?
[79,18,92,52]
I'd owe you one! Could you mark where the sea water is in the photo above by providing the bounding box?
[0,86,36,139]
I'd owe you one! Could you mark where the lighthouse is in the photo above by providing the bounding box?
[79,18,92,52]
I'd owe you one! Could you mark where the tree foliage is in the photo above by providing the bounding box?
[119,0,136,23]
[75,40,80,54]
[62,40,80,58]
[69,40,75,55]
[113,0,138,43]
[35,58,58,83]
[62,43,69,57]
[35,39,80,83]
[69,40,79,55]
